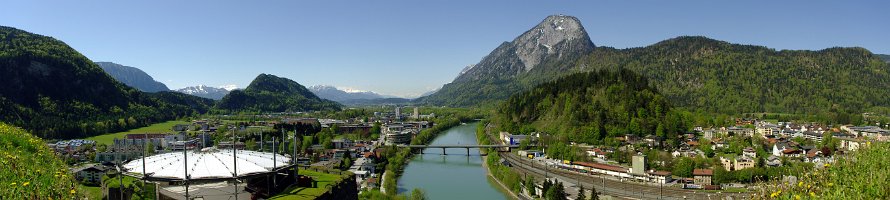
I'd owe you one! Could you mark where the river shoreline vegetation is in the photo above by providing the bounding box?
[361,108,482,200]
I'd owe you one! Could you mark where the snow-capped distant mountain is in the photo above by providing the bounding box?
[308,85,396,103]
[418,87,441,98]
[174,85,234,100]
[220,84,239,91]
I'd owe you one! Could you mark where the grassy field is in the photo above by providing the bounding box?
[269,169,346,200]
[0,123,82,199]
[85,120,188,145]
[79,184,103,199]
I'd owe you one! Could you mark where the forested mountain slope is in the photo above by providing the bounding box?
[96,62,170,92]
[0,26,208,139]
[495,69,687,146]
[216,74,341,112]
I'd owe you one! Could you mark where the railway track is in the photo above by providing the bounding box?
[500,151,751,200]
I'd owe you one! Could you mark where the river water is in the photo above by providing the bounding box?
[398,122,510,199]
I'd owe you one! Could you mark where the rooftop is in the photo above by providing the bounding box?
[122,149,290,180]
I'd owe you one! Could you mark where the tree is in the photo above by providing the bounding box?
[526,176,537,197]
[673,157,694,177]
[545,182,567,200]
[97,143,108,152]
[409,188,427,200]
[589,184,600,200]
[713,166,730,184]
[383,171,397,194]
[576,184,587,200]
[246,138,257,150]
[145,140,156,156]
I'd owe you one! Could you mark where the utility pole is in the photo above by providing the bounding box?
[273,136,278,187]
[233,128,239,200]
[291,128,300,183]
[118,160,124,200]
[184,140,189,200]
[143,132,148,199]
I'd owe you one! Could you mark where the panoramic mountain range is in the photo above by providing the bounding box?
[175,85,233,100]
[1,14,888,138]
[421,15,890,117]
[96,62,170,92]
[308,85,394,103]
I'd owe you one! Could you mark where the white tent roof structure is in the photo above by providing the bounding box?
[123,149,291,180]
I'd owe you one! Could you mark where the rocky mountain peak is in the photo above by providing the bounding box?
[451,15,594,83]
[513,15,592,71]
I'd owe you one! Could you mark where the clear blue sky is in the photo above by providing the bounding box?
[2,1,887,97]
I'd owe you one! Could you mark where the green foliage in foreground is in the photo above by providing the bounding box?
[756,142,890,199]
[0,123,81,199]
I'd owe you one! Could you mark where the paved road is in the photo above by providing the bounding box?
[502,152,751,200]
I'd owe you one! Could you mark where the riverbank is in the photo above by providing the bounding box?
[380,117,473,195]
[476,122,526,200]
[482,154,520,200]
[395,121,512,199]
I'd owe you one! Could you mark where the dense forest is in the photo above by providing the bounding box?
[495,69,689,147]
[0,26,211,139]
[427,35,890,118]
[878,54,890,63]
[581,36,890,116]
[216,74,341,113]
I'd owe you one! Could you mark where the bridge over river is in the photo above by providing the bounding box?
[396,144,522,155]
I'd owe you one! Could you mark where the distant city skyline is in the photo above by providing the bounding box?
[2,1,887,98]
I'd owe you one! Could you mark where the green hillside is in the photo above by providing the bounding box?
[495,69,688,148]
[0,123,81,199]
[428,34,890,119]
[216,74,341,112]
[0,26,210,139]
[580,36,890,116]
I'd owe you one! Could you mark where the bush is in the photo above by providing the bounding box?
[0,123,82,199]
[755,142,890,199]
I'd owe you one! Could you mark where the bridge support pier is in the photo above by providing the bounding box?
[442,147,447,155]
[466,147,470,156]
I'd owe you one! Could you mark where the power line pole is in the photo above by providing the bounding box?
[184,138,189,200]
[233,128,239,200]
[143,132,148,199]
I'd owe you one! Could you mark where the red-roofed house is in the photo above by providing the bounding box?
[693,169,713,185]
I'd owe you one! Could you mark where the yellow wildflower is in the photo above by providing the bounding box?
[794,194,801,200]
[70,189,76,194]
[827,182,833,187]
[810,192,816,197]
[10,182,16,186]
[798,181,803,187]
[22,182,29,187]
[824,163,830,168]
